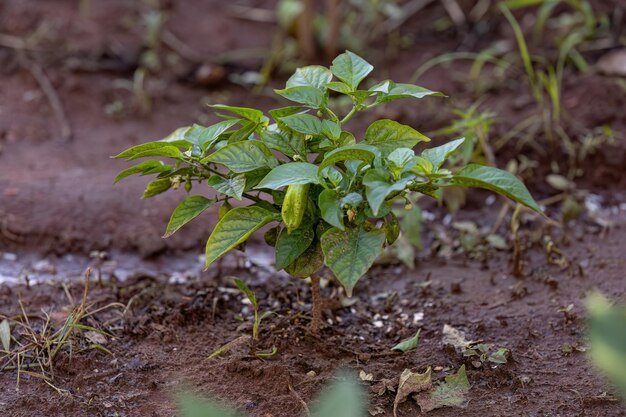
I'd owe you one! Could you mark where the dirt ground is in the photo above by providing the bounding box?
[1,0,625,416]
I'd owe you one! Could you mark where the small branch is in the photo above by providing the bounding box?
[309,273,323,334]
[21,58,72,141]
[288,377,311,417]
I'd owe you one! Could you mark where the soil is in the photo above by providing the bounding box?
[1,0,625,416]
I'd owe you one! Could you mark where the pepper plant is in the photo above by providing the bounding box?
[114,51,540,332]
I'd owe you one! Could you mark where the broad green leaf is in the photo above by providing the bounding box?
[127,145,182,161]
[233,278,257,309]
[384,211,400,244]
[451,164,541,212]
[322,120,341,140]
[363,169,414,216]
[177,392,242,417]
[227,120,259,143]
[421,137,465,170]
[0,319,10,351]
[143,178,171,198]
[275,86,325,108]
[204,141,278,173]
[364,120,430,156]
[164,196,216,237]
[205,206,277,268]
[256,162,320,190]
[321,226,386,296]
[399,205,423,248]
[310,373,366,417]
[275,224,315,270]
[286,65,333,90]
[388,148,416,177]
[318,144,380,172]
[113,160,171,183]
[341,192,363,207]
[326,81,353,94]
[269,106,303,127]
[185,119,241,150]
[160,126,192,143]
[414,365,470,412]
[209,104,266,123]
[319,189,344,230]
[279,113,323,135]
[244,168,271,191]
[369,80,444,104]
[330,51,374,90]
[207,174,246,200]
[392,328,421,353]
[285,240,324,278]
[260,129,306,158]
[113,141,178,159]
[587,293,626,399]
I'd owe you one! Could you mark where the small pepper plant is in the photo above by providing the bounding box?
[114,51,540,332]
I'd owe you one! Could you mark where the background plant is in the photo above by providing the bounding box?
[114,51,540,333]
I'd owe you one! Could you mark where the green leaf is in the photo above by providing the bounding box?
[392,328,421,353]
[127,145,182,161]
[319,189,344,230]
[322,120,341,140]
[363,169,414,216]
[227,121,259,143]
[326,81,353,94]
[260,129,306,158]
[177,392,242,417]
[330,51,374,90]
[209,104,266,123]
[587,293,626,399]
[164,195,216,237]
[204,141,278,173]
[207,174,246,200]
[256,162,320,190]
[275,225,315,270]
[233,278,257,309]
[369,80,444,104]
[421,137,465,170]
[286,65,333,90]
[364,120,430,156]
[399,206,423,248]
[113,160,171,184]
[143,178,171,198]
[451,164,541,212]
[205,206,277,268]
[318,144,380,172]
[279,113,323,135]
[275,86,325,108]
[310,373,366,417]
[113,141,179,160]
[285,240,325,278]
[0,319,10,352]
[185,119,241,150]
[341,192,363,207]
[321,226,386,297]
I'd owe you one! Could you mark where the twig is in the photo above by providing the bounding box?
[298,0,315,60]
[20,58,72,141]
[441,0,466,27]
[161,29,204,63]
[288,377,311,417]
[226,5,276,23]
[309,274,323,334]
[325,0,341,61]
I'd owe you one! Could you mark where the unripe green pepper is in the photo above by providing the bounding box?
[218,201,232,220]
[281,184,309,233]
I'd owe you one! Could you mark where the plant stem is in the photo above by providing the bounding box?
[310,273,323,334]
[340,106,358,125]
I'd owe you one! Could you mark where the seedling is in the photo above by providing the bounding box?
[114,51,540,333]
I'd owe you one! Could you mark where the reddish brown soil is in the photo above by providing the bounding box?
[1,0,625,416]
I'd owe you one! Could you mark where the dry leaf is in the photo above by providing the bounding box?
[393,367,432,417]
[360,370,374,381]
[442,324,475,352]
[414,365,470,412]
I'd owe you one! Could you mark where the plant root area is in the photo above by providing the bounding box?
[1,0,625,416]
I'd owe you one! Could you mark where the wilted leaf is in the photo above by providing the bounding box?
[442,324,475,353]
[414,365,470,412]
[391,329,421,353]
[0,319,10,351]
[393,367,432,417]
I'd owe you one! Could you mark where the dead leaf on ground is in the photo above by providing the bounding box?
[393,367,432,417]
[414,365,470,412]
[442,324,476,352]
